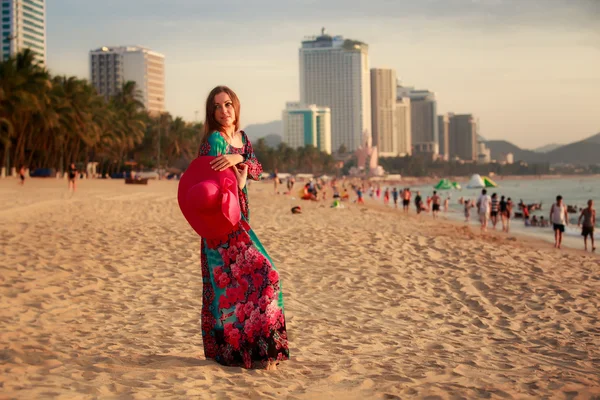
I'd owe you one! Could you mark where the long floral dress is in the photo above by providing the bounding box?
[197,131,289,368]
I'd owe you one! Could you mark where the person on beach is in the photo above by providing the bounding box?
[506,197,514,233]
[68,163,78,192]
[578,200,596,252]
[431,191,441,219]
[415,191,423,214]
[444,196,450,213]
[477,189,491,232]
[403,188,411,214]
[18,165,25,185]
[550,195,568,249]
[191,86,289,369]
[490,193,499,229]
[499,195,508,231]
[464,199,473,222]
[286,175,295,194]
[273,169,279,194]
[356,187,365,204]
[392,187,399,208]
[383,188,390,206]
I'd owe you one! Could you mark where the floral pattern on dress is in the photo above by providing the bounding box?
[196,131,288,369]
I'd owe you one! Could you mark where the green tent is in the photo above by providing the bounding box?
[434,179,453,190]
[452,182,462,190]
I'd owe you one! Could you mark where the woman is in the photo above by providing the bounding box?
[196,86,289,369]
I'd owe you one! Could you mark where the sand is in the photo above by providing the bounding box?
[1,177,599,399]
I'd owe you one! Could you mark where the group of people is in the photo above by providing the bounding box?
[472,190,596,251]
[467,190,514,232]
[16,163,80,192]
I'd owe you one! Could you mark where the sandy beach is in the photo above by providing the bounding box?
[1,177,599,399]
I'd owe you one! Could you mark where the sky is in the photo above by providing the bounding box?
[46,0,599,149]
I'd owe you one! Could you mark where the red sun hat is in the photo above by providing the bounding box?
[178,156,241,239]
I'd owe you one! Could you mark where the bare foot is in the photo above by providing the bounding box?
[265,361,278,371]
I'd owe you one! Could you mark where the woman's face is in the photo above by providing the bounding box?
[214,92,235,129]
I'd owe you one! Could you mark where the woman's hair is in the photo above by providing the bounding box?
[201,85,241,144]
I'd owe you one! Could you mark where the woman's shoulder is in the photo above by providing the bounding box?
[207,131,226,145]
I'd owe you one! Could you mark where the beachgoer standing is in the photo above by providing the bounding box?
[18,166,26,185]
[356,188,365,204]
[194,86,288,369]
[383,188,390,206]
[273,169,279,194]
[477,189,491,232]
[68,163,78,192]
[392,187,399,208]
[550,195,568,249]
[415,191,423,214]
[499,195,508,232]
[464,199,472,222]
[578,199,596,252]
[431,191,441,219]
[490,193,499,229]
[506,197,514,233]
[403,188,411,214]
[444,196,450,213]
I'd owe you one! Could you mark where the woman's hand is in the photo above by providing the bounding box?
[210,154,243,171]
[232,163,249,190]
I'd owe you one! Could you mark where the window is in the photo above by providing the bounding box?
[2,24,9,29]
[2,17,9,22]
[23,0,43,10]
[2,10,9,15]
[22,5,43,17]
[23,11,43,24]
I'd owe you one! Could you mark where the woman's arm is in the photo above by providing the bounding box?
[241,132,263,181]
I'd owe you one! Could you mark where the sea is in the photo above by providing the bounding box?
[375,176,600,249]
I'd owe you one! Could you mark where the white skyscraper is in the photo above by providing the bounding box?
[395,97,412,156]
[371,68,397,157]
[282,102,332,154]
[90,46,166,114]
[1,0,46,65]
[299,29,371,152]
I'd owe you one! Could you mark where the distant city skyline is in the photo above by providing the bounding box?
[45,0,599,149]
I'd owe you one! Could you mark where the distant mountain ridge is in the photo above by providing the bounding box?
[243,120,599,166]
[534,143,562,153]
[486,132,600,165]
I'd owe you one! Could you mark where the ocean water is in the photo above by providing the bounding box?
[372,176,600,248]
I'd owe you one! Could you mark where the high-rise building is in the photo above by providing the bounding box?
[370,68,397,157]
[438,114,450,160]
[448,114,478,161]
[90,46,165,114]
[395,97,412,156]
[282,102,332,154]
[397,86,438,156]
[1,0,46,65]
[299,29,371,152]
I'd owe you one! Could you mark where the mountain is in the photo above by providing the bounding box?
[485,133,600,165]
[263,134,282,148]
[534,143,562,153]
[484,140,544,163]
[242,120,282,143]
[544,133,600,165]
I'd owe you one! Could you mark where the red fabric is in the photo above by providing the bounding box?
[178,156,241,239]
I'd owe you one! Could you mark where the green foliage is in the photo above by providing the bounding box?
[253,141,338,175]
[0,50,202,175]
